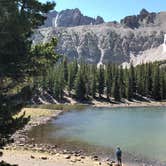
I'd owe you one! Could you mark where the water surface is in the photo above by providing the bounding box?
[29,106,166,164]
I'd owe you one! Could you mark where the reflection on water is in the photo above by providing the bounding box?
[28,106,166,164]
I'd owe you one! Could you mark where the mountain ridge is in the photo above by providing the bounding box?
[43,8,104,28]
[34,9,166,66]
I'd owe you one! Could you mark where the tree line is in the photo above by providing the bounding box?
[34,57,166,102]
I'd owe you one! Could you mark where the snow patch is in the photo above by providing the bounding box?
[97,44,105,68]
[53,14,59,27]
[163,34,166,53]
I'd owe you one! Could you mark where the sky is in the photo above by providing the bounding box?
[40,0,166,22]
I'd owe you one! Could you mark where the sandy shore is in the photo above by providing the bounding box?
[1,149,112,166]
[1,103,166,166]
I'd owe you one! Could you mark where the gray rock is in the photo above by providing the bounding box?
[43,8,104,28]
[120,8,157,29]
[33,10,166,65]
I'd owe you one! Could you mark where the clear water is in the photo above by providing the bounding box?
[29,106,166,163]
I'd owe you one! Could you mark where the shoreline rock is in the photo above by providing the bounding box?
[4,106,166,166]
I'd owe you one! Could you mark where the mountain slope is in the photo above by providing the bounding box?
[33,9,166,65]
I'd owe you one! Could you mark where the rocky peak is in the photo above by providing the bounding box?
[35,10,166,66]
[140,8,149,16]
[95,16,104,24]
[43,8,104,28]
[121,8,157,29]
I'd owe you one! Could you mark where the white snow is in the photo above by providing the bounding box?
[53,14,59,27]
[163,34,166,53]
[97,44,105,68]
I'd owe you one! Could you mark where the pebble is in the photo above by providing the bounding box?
[71,159,77,163]
[18,144,24,146]
[30,155,35,159]
[0,151,3,156]
[94,161,102,165]
[41,156,48,160]
[92,155,99,161]
[81,156,85,159]
[65,155,71,159]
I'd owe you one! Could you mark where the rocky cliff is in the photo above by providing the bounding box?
[43,8,104,28]
[33,9,166,65]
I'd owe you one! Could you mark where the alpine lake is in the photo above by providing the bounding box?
[28,106,166,165]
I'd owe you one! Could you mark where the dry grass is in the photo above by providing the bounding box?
[14,108,58,119]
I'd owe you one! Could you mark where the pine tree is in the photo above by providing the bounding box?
[0,0,56,74]
[152,64,160,100]
[90,65,97,98]
[159,70,166,100]
[113,76,121,101]
[126,75,133,100]
[52,66,65,100]
[119,66,125,98]
[67,60,78,95]
[136,64,145,96]
[128,63,136,98]
[144,63,152,96]
[74,68,86,101]
[105,65,112,99]
[97,66,105,98]
[62,56,68,83]
[67,64,74,95]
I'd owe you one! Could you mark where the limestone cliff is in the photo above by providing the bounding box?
[33,9,166,65]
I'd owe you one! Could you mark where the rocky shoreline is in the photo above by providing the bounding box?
[2,106,166,166]
[4,108,117,166]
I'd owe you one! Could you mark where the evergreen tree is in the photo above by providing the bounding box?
[127,63,136,98]
[90,65,97,98]
[126,76,133,100]
[62,56,68,83]
[105,65,112,99]
[160,71,165,100]
[145,63,152,96]
[152,64,160,100]
[113,76,121,101]
[97,66,105,98]
[136,64,145,96]
[74,68,86,100]
[67,60,78,95]
[0,0,56,74]
[52,66,65,100]
[119,66,125,98]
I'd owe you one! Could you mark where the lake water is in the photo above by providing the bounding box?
[28,106,166,164]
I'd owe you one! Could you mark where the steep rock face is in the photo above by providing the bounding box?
[120,9,156,29]
[33,25,164,64]
[33,10,166,65]
[43,11,58,27]
[43,8,104,28]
